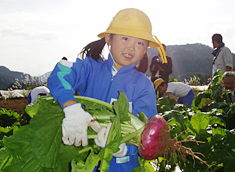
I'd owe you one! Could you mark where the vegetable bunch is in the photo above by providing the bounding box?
[0,91,155,172]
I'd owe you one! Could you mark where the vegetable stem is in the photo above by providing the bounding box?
[120,125,145,144]
[78,145,99,154]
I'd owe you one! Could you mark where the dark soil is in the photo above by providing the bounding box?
[0,98,28,114]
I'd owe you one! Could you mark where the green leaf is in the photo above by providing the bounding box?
[98,147,114,172]
[212,71,222,84]
[157,97,171,107]
[113,91,130,122]
[71,151,100,172]
[211,87,224,102]
[224,105,235,129]
[98,117,122,172]
[163,110,187,129]
[223,154,235,172]
[225,130,235,149]
[190,113,211,135]
[2,97,94,172]
[132,157,155,172]
[193,92,211,108]
[0,148,11,170]
[3,126,44,172]
[24,102,40,118]
[138,112,148,124]
[28,98,64,168]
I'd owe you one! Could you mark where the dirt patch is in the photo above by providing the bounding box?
[0,98,28,114]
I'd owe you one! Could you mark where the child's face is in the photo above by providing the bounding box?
[158,85,167,93]
[105,34,148,69]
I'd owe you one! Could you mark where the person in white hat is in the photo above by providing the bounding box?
[48,8,165,171]
[27,86,50,104]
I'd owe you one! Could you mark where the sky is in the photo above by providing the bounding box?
[1,0,235,76]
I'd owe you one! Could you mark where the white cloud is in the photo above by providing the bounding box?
[0,0,235,76]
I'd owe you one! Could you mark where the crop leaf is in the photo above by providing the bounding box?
[71,152,100,172]
[113,91,130,122]
[2,97,93,172]
[132,157,155,172]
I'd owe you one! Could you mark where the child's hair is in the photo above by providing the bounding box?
[135,52,149,73]
[79,35,148,73]
[212,33,223,43]
[79,38,106,61]
[222,71,235,81]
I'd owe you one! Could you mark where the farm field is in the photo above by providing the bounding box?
[0,98,28,114]
[0,85,208,115]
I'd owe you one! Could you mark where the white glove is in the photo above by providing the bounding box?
[94,123,112,148]
[113,143,128,158]
[95,123,127,158]
[62,103,101,147]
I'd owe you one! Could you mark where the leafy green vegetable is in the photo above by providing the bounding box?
[0,108,22,142]
[0,91,150,172]
[1,98,89,172]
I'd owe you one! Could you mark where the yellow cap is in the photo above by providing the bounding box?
[154,78,164,91]
[98,8,159,47]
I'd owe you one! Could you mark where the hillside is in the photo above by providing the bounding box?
[0,66,28,90]
[37,71,51,83]
[0,66,48,90]
[147,43,235,82]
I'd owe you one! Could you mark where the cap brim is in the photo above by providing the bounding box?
[98,31,159,47]
[154,79,164,90]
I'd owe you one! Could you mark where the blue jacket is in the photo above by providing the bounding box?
[47,55,157,171]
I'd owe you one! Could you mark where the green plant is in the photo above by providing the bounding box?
[155,70,235,171]
[0,70,234,172]
[0,108,22,147]
[0,92,152,172]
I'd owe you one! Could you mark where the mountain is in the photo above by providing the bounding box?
[37,71,51,83]
[0,66,49,90]
[1,43,234,89]
[147,43,235,82]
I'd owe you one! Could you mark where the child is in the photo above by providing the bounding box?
[48,8,163,171]
[155,78,194,106]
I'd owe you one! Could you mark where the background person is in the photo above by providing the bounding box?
[27,86,50,104]
[155,78,194,107]
[62,57,68,60]
[47,8,162,171]
[222,71,235,103]
[0,91,7,100]
[150,44,172,83]
[211,33,233,76]
[136,52,149,74]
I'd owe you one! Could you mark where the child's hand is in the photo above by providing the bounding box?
[95,123,127,157]
[62,103,101,147]
[94,123,112,148]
